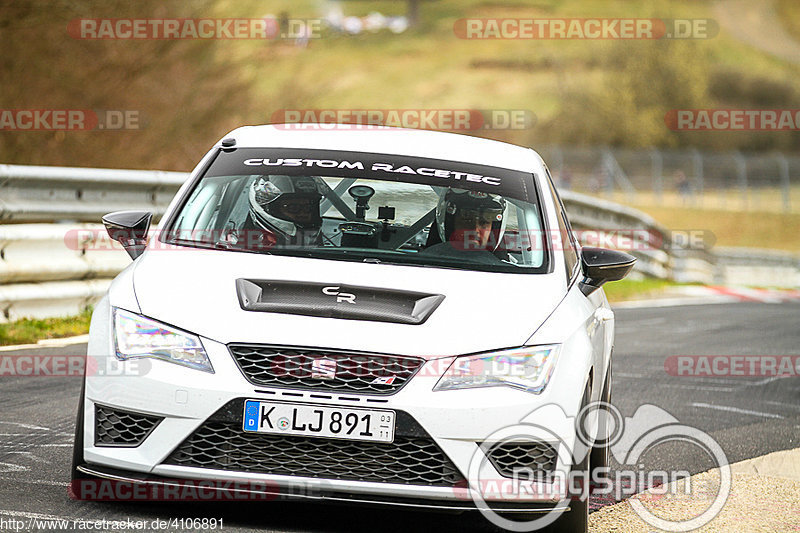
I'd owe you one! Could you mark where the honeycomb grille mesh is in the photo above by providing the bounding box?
[94,405,163,447]
[228,344,424,395]
[165,421,463,486]
[483,441,558,479]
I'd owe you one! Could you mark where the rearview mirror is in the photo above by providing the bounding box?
[579,247,636,296]
[102,210,152,260]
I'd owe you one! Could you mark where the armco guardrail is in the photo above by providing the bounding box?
[0,164,796,322]
[0,163,186,321]
[0,164,186,222]
[560,190,676,281]
[0,224,128,283]
[714,247,800,288]
[0,223,127,321]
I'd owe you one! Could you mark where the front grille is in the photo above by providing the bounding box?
[94,405,163,447]
[164,400,463,487]
[483,441,558,479]
[228,344,424,395]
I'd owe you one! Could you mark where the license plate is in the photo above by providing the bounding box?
[243,400,395,443]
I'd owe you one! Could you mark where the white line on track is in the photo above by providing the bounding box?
[692,377,745,385]
[0,334,89,352]
[764,400,800,410]
[0,476,68,486]
[0,422,51,431]
[622,317,667,326]
[0,443,72,447]
[0,509,79,521]
[1,451,50,464]
[742,376,786,386]
[670,384,735,392]
[612,296,738,309]
[691,402,784,419]
[0,433,72,437]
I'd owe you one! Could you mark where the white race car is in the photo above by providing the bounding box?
[72,125,634,532]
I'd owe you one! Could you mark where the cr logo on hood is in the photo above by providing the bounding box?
[322,286,356,304]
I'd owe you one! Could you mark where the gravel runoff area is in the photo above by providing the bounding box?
[589,447,800,532]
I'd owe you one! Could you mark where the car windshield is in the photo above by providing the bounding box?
[163,148,549,274]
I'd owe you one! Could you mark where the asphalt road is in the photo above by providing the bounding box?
[0,302,798,532]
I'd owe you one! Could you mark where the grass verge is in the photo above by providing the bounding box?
[602,277,687,303]
[777,0,800,42]
[624,204,800,253]
[0,308,93,347]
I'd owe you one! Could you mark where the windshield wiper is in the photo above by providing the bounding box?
[165,238,217,250]
[165,237,271,254]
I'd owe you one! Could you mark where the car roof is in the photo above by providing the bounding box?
[220,124,546,174]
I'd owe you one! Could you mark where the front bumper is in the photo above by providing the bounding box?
[73,463,572,514]
[82,336,587,510]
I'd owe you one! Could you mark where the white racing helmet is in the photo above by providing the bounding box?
[248,175,324,245]
[435,188,508,251]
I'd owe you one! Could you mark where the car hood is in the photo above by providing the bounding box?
[131,248,565,358]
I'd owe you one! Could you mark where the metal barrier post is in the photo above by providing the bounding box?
[651,149,663,203]
[734,152,747,210]
[777,154,791,213]
[692,149,704,203]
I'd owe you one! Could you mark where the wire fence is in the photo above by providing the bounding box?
[538,146,799,213]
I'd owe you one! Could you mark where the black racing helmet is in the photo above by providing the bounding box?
[435,188,507,251]
[248,175,324,245]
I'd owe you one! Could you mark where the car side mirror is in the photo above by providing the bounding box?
[102,210,152,260]
[579,247,636,296]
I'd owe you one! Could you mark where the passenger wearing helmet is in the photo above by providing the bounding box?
[248,175,324,247]
[423,188,511,262]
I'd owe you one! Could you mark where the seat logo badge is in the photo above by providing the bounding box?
[322,286,356,304]
[311,358,337,380]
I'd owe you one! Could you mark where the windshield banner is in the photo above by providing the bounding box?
[204,148,536,203]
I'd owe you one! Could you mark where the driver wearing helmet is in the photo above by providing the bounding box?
[248,175,324,247]
[424,188,511,261]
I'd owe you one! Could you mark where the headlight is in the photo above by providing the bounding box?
[433,345,559,394]
[113,308,213,373]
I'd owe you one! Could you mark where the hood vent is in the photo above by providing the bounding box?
[236,279,444,325]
